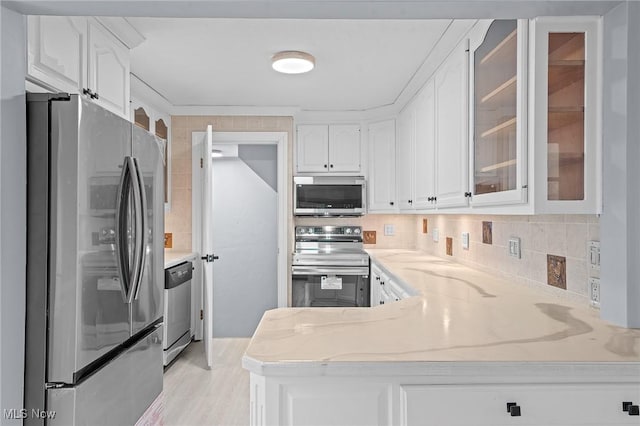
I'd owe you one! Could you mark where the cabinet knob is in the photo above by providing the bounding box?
[375,276,380,281]
[323,164,328,168]
[380,300,384,305]
[507,402,521,417]
[408,200,413,204]
[330,164,334,168]
[389,201,394,206]
[623,402,639,416]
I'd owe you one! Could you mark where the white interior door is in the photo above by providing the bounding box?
[202,125,214,368]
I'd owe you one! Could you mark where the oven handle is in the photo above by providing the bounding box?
[292,266,369,276]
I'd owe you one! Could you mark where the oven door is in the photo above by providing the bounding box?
[291,266,370,307]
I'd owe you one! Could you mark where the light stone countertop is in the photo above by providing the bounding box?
[244,249,640,372]
[164,250,198,269]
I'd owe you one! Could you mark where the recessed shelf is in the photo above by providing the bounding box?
[479,29,517,65]
[480,117,517,138]
[479,158,517,173]
[481,76,516,105]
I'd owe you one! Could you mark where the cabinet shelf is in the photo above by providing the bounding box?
[481,76,516,105]
[479,29,517,65]
[480,117,516,138]
[548,110,583,131]
[551,152,584,166]
[548,61,584,94]
[479,158,517,173]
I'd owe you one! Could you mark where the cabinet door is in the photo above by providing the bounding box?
[27,16,87,94]
[368,120,397,212]
[413,80,437,210]
[329,125,361,173]
[532,17,600,214]
[396,104,415,211]
[470,19,528,207]
[435,39,470,209]
[402,383,640,426]
[370,263,382,306]
[296,125,329,173]
[87,19,130,119]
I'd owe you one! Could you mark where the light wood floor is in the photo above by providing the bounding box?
[163,338,251,426]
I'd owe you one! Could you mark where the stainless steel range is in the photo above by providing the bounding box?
[292,226,370,307]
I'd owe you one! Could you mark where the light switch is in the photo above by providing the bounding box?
[508,237,521,259]
[384,224,395,236]
[433,228,439,242]
[588,241,600,270]
[461,232,469,250]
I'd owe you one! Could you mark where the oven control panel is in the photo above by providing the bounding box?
[295,226,362,237]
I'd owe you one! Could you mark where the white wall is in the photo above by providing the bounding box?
[212,148,278,337]
[0,6,27,425]
[600,1,640,328]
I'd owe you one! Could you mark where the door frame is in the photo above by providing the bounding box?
[192,131,288,309]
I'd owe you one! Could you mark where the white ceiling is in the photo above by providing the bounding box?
[127,18,452,111]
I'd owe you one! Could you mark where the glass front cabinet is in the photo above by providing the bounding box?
[469,19,528,207]
[532,17,601,214]
[468,17,600,213]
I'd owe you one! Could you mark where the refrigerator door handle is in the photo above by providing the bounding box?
[131,157,148,301]
[115,156,135,303]
[127,157,144,304]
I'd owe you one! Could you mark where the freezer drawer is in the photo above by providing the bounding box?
[47,326,163,426]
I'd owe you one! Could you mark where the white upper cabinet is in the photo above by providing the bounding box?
[396,103,415,211]
[296,124,361,174]
[296,125,330,173]
[469,19,529,207]
[434,38,470,209]
[87,19,130,119]
[27,16,131,119]
[329,125,361,173]
[531,17,601,214]
[413,80,437,210]
[27,16,87,96]
[396,82,437,212]
[368,120,396,212]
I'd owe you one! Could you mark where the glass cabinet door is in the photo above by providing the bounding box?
[533,17,600,214]
[473,20,518,196]
[546,33,585,201]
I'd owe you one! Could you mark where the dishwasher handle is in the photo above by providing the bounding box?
[165,261,193,289]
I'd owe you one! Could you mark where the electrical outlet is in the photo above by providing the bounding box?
[164,233,173,249]
[461,232,469,250]
[384,224,395,236]
[433,228,439,242]
[588,241,600,271]
[589,277,600,308]
[508,237,521,259]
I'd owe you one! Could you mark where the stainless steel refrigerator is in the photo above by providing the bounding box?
[25,94,164,425]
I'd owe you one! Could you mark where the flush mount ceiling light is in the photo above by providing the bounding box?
[211,149,223,158]
[271,51,315,74]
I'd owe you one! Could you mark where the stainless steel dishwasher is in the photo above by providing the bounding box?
[164,261,193,366]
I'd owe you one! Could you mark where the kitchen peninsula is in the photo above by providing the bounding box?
[243,250,640,425]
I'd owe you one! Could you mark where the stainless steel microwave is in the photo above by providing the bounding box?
[294,176,366,216]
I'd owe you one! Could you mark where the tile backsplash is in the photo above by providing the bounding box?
[415,214,599,304]
[297,213,598,303]
[295,215,417,249]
